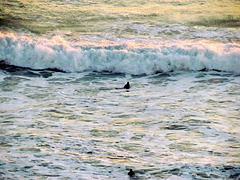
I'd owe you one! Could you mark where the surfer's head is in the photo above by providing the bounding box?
[128,169,135,177]
[124,82,130,89]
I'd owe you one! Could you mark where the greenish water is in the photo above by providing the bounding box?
[0,0,240,179]
[1,0,240,41]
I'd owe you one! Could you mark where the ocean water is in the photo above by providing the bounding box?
[0,0,240,179]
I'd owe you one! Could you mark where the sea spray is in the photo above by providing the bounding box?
[1,33,240,74]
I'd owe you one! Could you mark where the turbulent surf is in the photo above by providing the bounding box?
[0,0,240,179]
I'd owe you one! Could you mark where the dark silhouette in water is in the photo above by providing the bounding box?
[128,169,135,177]
[115,82,130,90]
[0,60,65,78]
[124,82,130,89]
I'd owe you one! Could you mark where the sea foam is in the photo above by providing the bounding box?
[0,33,239,75]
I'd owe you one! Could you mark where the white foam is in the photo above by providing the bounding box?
[0,32,240,75]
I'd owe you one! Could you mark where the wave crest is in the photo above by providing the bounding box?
[0,33,240,75]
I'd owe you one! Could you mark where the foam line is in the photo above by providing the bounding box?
[0,33,239,75]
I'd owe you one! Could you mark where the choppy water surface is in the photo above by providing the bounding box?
[1,0,240,42]
[0,0,240,179]
[0,70,240,179]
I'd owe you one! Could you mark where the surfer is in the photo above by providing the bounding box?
[128,169,136,178]
[124,82,130,89]
[115,82,130,90]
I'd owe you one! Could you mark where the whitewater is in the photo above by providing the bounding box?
[0,0,240,179]
[1,33,240,74]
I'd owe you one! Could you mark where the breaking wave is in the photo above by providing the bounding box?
[0,32,240,75]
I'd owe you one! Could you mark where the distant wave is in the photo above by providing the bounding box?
[0,32,240,75]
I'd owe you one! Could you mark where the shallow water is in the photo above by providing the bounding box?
[0,70,240,179]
